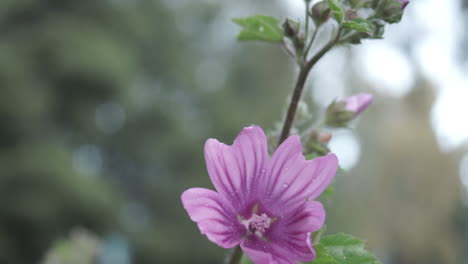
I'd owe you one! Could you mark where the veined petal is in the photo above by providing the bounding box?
[264,135,338,213]
[181,188,245,248]
[240,243,274,264]
[284,201,325,234]
[262,201,324,263]
[241,236,296,264]
[204,126,268,211]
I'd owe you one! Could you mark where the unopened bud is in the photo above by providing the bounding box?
[397,0,410,10]
[345,9,358,20]
[311,1,331,26]
[375,0,407,23]
[325,93,373,127]
[306,130,331,155]
[283,19,300,38]
[317,132,333,144]
[295,32,305,51]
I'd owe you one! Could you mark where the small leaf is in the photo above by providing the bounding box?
[232,15,284,42]
[328,0,344,23]
[310,233,382,264]
[343,18,374,33]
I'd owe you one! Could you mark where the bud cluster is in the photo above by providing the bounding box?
[282,19,305,54]
[308,0,409,45]
[303,93,372,158]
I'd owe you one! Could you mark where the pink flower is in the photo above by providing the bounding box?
[396,0,410,10]
[181,126,338,263]
[344,93,373,118]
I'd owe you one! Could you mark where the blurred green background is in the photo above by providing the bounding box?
[0,0,467,264]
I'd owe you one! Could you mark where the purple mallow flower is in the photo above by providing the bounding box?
[397,0,410,10]
[181,126,338,263]
[344,93,373,118]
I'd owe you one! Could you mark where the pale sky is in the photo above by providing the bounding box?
[284,0,468,170]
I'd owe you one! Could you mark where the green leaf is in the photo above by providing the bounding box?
[310,233,382,264]
[232,15,284,42]
[327,0,344,23]
[342,18,374,33]
[314,244,340,264]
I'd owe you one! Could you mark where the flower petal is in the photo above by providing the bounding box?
[263,135,338,213]
[344,93,373,117]
[241,236,296,264]
[273,201,324,262]
[240,243,274,264]
[204,126,268,211]
[181,188,245,248]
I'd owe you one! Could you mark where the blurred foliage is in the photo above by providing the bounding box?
[0,0,467,264]
[41,228,100,264]
[0,0,290,263]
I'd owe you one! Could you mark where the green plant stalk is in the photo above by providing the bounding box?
[305,0,311,43]
[226,245,243,264]
[226,21,342,264]
[278,27,342,145]
[304,26,319,61]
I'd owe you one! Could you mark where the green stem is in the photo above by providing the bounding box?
[226,245,243,264]
[278,27,342,145]
[304,25,319,60]
[225,23,342,264]
[304,0,311,42]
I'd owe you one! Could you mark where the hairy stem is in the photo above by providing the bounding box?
[226,245,243,264]
[278,28,342,145]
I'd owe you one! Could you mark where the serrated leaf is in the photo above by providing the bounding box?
[310,233,382,264]
[343,18,374,33]
[232,15,284,42]
[314,244,340,264]
[320,233,364,249]
[327,0,344,23]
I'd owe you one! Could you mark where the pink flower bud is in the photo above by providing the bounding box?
[344,93,373,118]
[317,132,332,144]
[325,93,373,127]
[397,0,410,10]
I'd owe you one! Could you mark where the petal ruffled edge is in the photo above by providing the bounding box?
[181,188,245,248]
[204,126,269,211]
[264,135,338,213]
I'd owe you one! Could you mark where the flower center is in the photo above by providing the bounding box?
[248,213,271,237]
[238,203,277,240]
